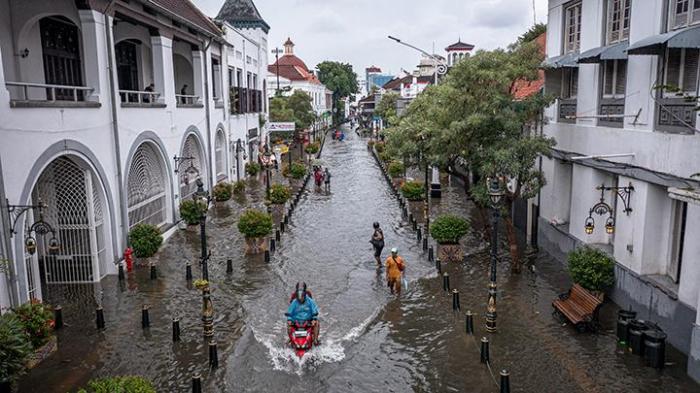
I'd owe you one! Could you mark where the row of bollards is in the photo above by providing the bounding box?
[616,309,667,369]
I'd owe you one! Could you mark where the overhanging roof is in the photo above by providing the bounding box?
[542,52,579,68]
[577,41,629,63]
[627,25,700,55]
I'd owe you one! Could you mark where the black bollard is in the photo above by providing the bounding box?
[150,264,157,280]
[443,272,450,292]
[284,215,289,225]
[628,320,647,355]
[428,246,434,261]
[264,249,270,263]
[172,318,181,342]
[480,337,490,364]
[644,330,667,369]
[500,370,511,393]
[280,222,285,233]
[270,238,276,252]
[54,305,63,330]
[118,264,125,280]
[275,229,281,242]
[402,207,407,219]
[412,218,417,231]
[616,309,637,345]
[417,227,422,241]
[423,238,428,251]
[209,341,219,368]
[192,374,202,393]
[141,305,150,328]
[408,213,413,225]
[226,259,233,273]
[96,306,105,329]
[465,311,474,335]
[452,289,461,311]
[436,259,442,274]
[185,262,193,281]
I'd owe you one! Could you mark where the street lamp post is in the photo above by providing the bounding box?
[272,47,283,95]
[193,179,212,281]
[263,148,273,200]
[485,177,504,332]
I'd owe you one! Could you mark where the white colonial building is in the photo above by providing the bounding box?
[0,0,269,311]
[539,0,700,381]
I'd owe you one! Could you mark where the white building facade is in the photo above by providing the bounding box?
[540,0,700,381]
[0,0,268,311]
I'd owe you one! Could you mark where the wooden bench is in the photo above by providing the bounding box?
[552,284,603,332]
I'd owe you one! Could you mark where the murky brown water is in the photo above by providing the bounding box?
[18,126,699,392]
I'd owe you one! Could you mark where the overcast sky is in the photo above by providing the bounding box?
[193,0,548,78]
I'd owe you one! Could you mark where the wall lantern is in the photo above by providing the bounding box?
[584,183,634,235]
[6,200,59,255]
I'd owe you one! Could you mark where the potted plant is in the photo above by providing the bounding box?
[374,142,386,153]
[232,180,246,196]
[567,247,615,299]
[128,224,163,259]
[212,182,232,202]
[288,161,307,181]
[401,181,425,201]
[77,376,156,393]
[179,200,206,226]
[304,142,320,155]
[193,278,209,291]
[367,140,375,149]
[431,214,470,262]
[388,161,404,179]
[237,209,273,254]
[269,184,291,205]
[0,312,32,392]
[245,162,261,177]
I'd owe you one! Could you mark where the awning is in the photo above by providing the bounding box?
[577,41,629,63]
[627,25,700,55]
[541,52,579,68]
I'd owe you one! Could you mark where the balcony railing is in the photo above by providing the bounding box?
[6,82,98,107]
[558,98,577,124]
[119,90,162,107]
[176,94,202,107]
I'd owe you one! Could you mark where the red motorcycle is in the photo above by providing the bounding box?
[287,320,315,358]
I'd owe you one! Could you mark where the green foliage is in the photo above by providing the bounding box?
[289,161,307,180]
[237,209,273,239]
[213,182,232,202]
[76,376,156,393]
[269,96,295,122]
[513,23,546,47]
[316,61,359,123]
[374,142,385,153]
[567,247,615,292]
[430,215,470,244]
[245,162,261,176]
[375,92,399,126]
[287,91,316,130]
[401,181,425,201]
[14,302,53,349]
[387,161,405,178]
[269,184,291,204]
[367,140,375,148]
[304,142,320,155]
[128,224,163,258]
[179,199,206,225]
[232,180,246,195]
[378,151,391,163]
[0,312,32,385]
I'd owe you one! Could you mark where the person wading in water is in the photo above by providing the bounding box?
[370,222,384,266]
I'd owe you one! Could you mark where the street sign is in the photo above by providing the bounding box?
[267,122,295,132]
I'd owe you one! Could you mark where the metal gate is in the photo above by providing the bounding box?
[31,156,103,284]
[128,143,167,228]
[180,134,204,199]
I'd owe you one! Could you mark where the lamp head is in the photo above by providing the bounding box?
[584,216,595,235]
[605,216,615,234]
[487,177,504,205]
[25,236,37,255]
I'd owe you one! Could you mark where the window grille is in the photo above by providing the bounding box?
[180,135,204,199]
[127,143,167,228]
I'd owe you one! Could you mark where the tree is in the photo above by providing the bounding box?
[375,92,399,126]
[316,61,359,123]
[269,96,294,123]
[269,91,315,131]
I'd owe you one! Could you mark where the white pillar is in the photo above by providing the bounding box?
[151,35,176,106]
[213,64,222,101]
[192,50,205,104]
[79,10,109,102]
[0,41,10,104]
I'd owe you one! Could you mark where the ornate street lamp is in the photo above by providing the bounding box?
[485,176,504,333]
[262,148,274,201]
[6,200,60,255]
[583,183,633,235]
[193,179,212,280]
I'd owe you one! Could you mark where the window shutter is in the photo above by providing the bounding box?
[604,61,615,96]
[674,0,690,28]
[683,49,700,92]
[615,61,627,96]
[666,48,683,89]
[570,68,579,98]
[693,0,700,23]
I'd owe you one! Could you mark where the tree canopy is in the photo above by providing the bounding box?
[316,61,359,123]
[375,92,399,126]
[269,90,315,130]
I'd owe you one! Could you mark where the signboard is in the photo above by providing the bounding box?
[267,122,295,132]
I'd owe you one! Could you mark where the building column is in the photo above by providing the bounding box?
[0,43,10,104]
[150,34,176,106]
[690,287,700,382]
[212,64,222,102]
[78,9,109,102]
[192,50,205,104]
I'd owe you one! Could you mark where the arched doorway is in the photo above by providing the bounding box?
[27,156,107,293]
[215,129,227,182]
[39,15,83,100]
[179,134,205,199]
[127,142,168,228]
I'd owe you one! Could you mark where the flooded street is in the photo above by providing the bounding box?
[19,126,699,393]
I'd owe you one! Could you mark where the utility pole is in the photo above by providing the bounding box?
[272,47,283,95]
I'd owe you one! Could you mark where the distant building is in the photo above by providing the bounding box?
[365,66,393,92]
[445,40,475,67]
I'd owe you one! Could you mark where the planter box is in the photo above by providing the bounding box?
[437,244,463,263]
[245,237,267,254]
[27,335,57,369]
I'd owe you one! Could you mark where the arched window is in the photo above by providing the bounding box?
[40,16,83,100]
[180,134,204,199]
[127,143,167,228]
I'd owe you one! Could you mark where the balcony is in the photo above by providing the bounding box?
[657,97,697,134]
[176,94,203,108]
[119,90,165,108]
[598,98,624,128]
[6,82,100,108]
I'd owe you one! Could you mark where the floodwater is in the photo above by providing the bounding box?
[18,126,699,393]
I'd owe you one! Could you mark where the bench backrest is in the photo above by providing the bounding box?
[569,284,602,313]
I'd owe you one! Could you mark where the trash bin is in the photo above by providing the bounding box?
[616,309,637,344]
[628,319,647,356]
[644,330,667,369]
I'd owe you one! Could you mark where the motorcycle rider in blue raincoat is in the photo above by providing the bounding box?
[287,282,320,345]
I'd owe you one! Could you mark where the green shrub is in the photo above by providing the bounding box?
[367,140,375,148]
[388,161,405,178]
[567,247,615,292]
[179,200,206,225]
[213,182,232,202]
[0,312,32,386]
[128,224,163,258]
[232,180,246,195]
[430,215,470,244]
[77,376,156,393]
[245,162,261,176]
[378,151,391,163]
[289,162,307,180]
[14,302,53,349]
[401,181,425,201]
[237,209,273,239]
[374,142,385,153]
[269,184,291,204]
[304,142,320,155]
